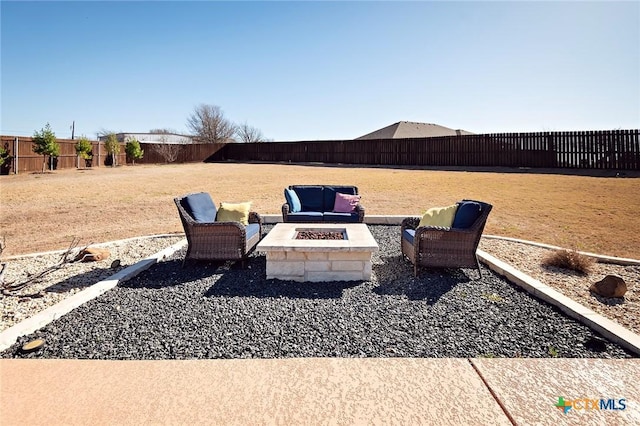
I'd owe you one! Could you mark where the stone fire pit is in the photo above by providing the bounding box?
[256,223,379,282]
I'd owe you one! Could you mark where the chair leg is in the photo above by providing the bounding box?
[476,258,483,279]
[181,256,187,269]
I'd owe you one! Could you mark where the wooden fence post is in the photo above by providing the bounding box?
[14,137,18,174]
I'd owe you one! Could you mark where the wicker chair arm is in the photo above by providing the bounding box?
[187,221,245,231]
[248,211,263,225]
[401,217,421,231]
[414,225,476,238]
[355,204,366,222]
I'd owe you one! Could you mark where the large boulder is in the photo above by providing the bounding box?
[589,275,627,298]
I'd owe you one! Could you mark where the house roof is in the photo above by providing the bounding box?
[355,121,474,140]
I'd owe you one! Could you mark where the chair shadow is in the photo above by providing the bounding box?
[372,254,473,303]
[119,258,232,289]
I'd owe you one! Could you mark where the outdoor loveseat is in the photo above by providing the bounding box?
[174,192,263,267]
[401,199,492,277]
[282,185,365,223]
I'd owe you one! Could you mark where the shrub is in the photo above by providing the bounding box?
[32,123,60,173]
[125,138,144,165]
[75,137,93,168]
[542,248,595,274]
[103,133,121,167]
[0,144,10,167]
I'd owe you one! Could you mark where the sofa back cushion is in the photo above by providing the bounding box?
[183,192,217,223]
[292,185,324,212]
[452,201,482,228]
[284,188,302,212]
[323,186,358,211]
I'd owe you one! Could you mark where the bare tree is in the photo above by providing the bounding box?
[186,104,236,143]
[149,128,178,134]
[235,122,267,143]
[151,136,183,163]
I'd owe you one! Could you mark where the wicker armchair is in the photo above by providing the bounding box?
[174,193,263,267]
[401,200,492,277]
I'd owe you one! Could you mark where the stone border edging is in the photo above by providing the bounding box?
[0,239,187,352]
[1,234,185,260]
[477,249,640,356]
[482,234,640,266]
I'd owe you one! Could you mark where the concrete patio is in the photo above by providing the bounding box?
[1,216,638,425]
[1,357,638,425]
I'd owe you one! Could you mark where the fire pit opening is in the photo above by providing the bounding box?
[294,228,347,240]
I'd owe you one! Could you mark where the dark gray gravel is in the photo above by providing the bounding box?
[2,225,635,359]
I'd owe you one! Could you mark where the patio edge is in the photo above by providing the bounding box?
[477,249,640,356]
[0,239,187,352]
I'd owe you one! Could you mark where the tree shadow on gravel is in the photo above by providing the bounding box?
[35,267,116,294]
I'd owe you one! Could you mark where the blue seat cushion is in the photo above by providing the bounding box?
[285,211,324,222]
[452,201,482,229]
[323,186,357,211]
[292,186,324,212]
[323,212,360,223]
[403,229,416,245]
[284,188,302,212]
[245,223,260,240]
[183,192,217,223]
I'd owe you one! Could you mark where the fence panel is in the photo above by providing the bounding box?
[2,129,638,173]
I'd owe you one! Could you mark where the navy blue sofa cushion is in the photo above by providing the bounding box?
[284,188,302,212]
[285,211,325,222]
[183,192,217,223]
[403,229,416,245]
[245,223,260,240]
[292,185,324,212]
[452,201,482,229]
[323,212,359,223]
[323,186,358,212]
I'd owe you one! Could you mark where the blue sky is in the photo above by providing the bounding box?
[1,1,639,141]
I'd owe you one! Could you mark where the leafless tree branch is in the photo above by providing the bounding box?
[235,122,266,143]
[186,104,236,143]
[1,237,87,297]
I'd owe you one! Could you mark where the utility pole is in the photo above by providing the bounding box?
[71,121,75,139]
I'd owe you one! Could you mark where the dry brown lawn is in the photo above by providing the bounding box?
[1,163,639,258]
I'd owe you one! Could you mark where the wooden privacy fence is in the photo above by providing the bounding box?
[0,136,126,173]
[136,142,226,165]
[1,129,638,173]
[0,137,226,173]
[209,130,640,170]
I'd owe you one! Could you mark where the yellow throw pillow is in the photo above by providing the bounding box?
[216,202,251,225]
[419,204,458,228]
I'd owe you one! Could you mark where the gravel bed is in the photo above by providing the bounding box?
[479,238,640,335]
[1,226,635,359]
[0,235,184,332]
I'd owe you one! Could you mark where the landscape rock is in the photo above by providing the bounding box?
[590,275,627,298]
[74,248,111,262]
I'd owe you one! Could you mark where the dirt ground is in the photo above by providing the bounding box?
[1,163,639,258]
